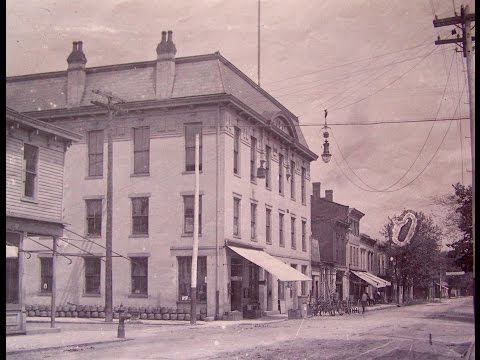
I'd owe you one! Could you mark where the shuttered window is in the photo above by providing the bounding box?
[87,130,104,177]
[183,195,202,234]
[132,197,149,235]
[86,199,102,236]
[185,124,202,171]
[133,127,150,174]
[23,144,38,198]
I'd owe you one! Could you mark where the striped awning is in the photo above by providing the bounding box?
[351,270,391,288]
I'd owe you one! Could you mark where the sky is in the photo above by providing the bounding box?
[6,0,474,247]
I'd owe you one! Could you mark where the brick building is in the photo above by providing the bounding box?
[6,108,81,334]
[311,182,390,302]
[6,32,317,319]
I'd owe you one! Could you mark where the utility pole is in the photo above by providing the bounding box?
[190,134,200,325]
[91,90,126,323]
[50,236,57,329]
[257,0,261,87]
[433,3,475,314]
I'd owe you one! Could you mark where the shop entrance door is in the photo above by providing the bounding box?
[230,258,243,311]
[266,272,273,311]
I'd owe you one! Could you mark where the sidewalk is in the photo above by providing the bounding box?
[6,315,288,355]
[7,304,401,355]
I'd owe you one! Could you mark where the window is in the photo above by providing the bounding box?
[131,257,148,295]
[233,197,241,236]
[291,217,296,249]
[265,146,271,188]
[185,123,202,171]
[266,208,272,244]
[350,245,353,265]
[301,220,307,252]
[250,136,257,181]
[86,199,102,236]
[250,203,257,240]
[133,126,150,174]
[279,213,285,247]
[290,160,295,200]
[23,144,38,198]
[87,130,104,177]
[301,167,306,204]
[183,195,202,235]
[84,257,101,295]
[234,127,240,174]
[278,154,284,194]
[40,257,53,293]
[301,265,307,295]
[132,197,149,235]
[178,256,207,301]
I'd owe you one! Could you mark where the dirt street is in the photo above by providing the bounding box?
[7,297,474,360]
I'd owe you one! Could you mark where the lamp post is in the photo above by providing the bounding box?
[390,256,400,306]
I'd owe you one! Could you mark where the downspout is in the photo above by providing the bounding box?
[215,105,220,319]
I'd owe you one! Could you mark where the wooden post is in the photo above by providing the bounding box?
[190,134,200,325]
[51,236,57,328]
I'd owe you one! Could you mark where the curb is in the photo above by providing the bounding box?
[6,338,132,355]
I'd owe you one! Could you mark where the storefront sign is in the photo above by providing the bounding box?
[391,211,417,247]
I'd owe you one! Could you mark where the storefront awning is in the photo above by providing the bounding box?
[351,270,391,288]
[228,245,311,281]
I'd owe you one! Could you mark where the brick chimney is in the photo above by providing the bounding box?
[156,30,177,99]
[66,41,87,107]
[312,182,321,198]
[325,190,333,202]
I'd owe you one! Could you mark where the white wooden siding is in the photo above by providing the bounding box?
[6,134,65,222]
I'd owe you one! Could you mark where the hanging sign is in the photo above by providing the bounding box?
[391,211,417,247]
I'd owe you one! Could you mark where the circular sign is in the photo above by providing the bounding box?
[391,211,417,247]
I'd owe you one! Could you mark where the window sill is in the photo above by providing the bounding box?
[181,233,203,238]
[250,179,257,185]
[85,175,103,180]
[233,172,241,178]
[302,201,307,206]
[233,234,241,239]
[82,293,101,298]
[182,170,203,175]
[130,172,150,178]
[251,238,257,242]
[128,293,148,298]
[86,234,102,239]
[38,292,52,297]
[280,244,285,248]
[129,234,149,239]
[279,192,284,197]
[176,300,207,304]
[21,197,38,204]
[265,186,272,191]
[291,198,296,202]
[266,242,272,246]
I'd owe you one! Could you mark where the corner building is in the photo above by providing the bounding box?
[6,32,317,319]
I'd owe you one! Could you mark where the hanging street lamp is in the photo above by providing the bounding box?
[321,109,332,163]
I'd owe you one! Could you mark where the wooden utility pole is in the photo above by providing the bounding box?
[50,236,57,328]
[190,134,200,325]
[433,2,475,312]
[91,90,126,323]
[258,0,261,87]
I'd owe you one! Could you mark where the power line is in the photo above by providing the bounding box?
[329,79,467,193]
[329,49,457,192]
[330,47,438,111]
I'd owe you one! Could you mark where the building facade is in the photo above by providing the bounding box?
[6,108,81,334]
[6,32,317,319]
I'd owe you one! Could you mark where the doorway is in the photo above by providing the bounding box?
[230,258,243,311]
[266,272,273,311]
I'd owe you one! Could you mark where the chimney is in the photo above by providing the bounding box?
[66,41,87,107]
[156,30,177,99]
[312,182,321,198]
[325,190,333,202]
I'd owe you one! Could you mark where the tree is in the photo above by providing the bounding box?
[380,211,443,301]
[447,183,473,272]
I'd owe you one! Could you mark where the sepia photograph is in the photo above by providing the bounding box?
[6,1,475,359]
